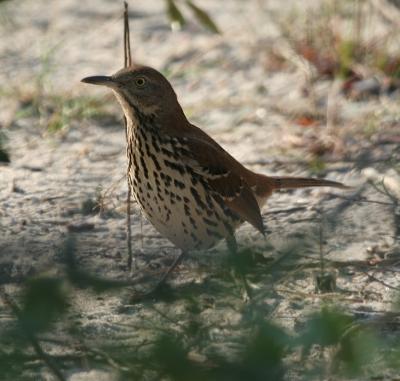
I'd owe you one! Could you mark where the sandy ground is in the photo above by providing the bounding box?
[1,0,400,380]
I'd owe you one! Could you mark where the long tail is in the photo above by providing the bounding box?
[271,176,347,190]
[251,173,348,202]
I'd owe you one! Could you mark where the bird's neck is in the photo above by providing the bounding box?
[156,101,189,134]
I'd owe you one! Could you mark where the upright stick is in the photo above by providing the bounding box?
[123,1,134,270]
[124,2,132,67]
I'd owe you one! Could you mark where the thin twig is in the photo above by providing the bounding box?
[369,180,399,204]
[263,206,308,216]
[330,194,395,206]
[123,1,134,270]
[361,270,400,291]
[149,305,187,330]
[126,188,133,271]
[124,1,132,67]
[273,287,365,303]
[319,211,325,275]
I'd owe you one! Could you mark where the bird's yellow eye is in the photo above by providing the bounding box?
[135,77,146,87]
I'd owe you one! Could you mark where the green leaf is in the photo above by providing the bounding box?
[166,0,186,30]
[186,0,220,34]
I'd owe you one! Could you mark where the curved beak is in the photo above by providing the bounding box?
[81,75,115,87]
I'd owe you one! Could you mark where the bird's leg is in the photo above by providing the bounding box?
[155,250,187,290]
[131,250,187,302]
[226,236,252,300]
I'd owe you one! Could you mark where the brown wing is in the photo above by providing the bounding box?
[180,133,265,235]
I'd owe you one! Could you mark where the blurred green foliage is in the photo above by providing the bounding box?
[0,237,398,380]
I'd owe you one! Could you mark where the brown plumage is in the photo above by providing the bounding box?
[82,65,346,253]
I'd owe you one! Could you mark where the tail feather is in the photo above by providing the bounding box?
[271,176,347,190]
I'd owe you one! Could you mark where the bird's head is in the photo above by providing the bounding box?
[81,65,183,123]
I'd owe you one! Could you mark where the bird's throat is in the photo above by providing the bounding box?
[113,91,137,122]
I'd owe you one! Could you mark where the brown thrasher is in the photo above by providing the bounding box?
[82,65,346,287]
